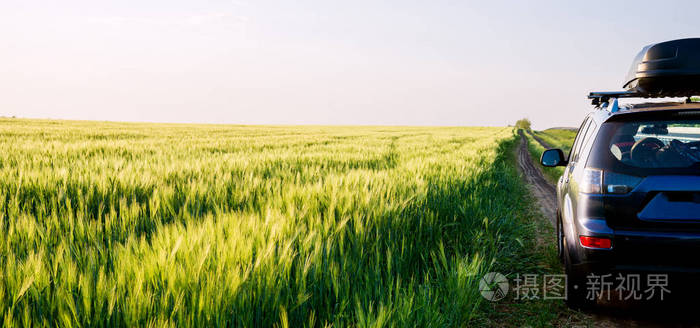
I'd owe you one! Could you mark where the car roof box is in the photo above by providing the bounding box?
[624,38,700,97]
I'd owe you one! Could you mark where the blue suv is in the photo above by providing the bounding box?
[540,38,700,307]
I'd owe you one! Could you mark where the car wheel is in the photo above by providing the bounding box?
[556,214,564,263]
[563,236,595,310]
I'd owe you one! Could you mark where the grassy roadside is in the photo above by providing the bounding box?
[526,135,565,184]
[476,130,585,327]
[533,129,576,151]
[525,130,574,185]
[505,129,595,327]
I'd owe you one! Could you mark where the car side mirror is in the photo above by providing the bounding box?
[540,149,567,167]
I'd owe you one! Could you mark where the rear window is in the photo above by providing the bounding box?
[608,120,700,168]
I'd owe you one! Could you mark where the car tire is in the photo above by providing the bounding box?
[562,237,595,310]
[556,213,564,263]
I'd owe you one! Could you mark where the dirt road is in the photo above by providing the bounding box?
[517,130,557,225]
[516,130,700,328]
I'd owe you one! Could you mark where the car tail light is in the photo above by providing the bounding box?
[603,171,643,194]
[579,236,612,249]
[580,168,642,194]
[580,168,603,194]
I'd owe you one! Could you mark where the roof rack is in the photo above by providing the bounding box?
[589,91,696,110]
[588,91,641,106]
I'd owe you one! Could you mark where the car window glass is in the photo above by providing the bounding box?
[569,118,591,162]
[568,119,587,160]
[575,121,598,163]
[608,119,700,168]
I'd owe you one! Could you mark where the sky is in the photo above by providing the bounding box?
[1,1,699,129]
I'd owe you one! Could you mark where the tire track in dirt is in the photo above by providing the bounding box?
[526,130,552,149]
[517,130,557,226]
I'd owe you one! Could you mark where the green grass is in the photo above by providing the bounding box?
[1,119,563,327]
[526,129,576,184]
[534,129,576,152]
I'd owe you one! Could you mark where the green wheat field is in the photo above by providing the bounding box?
[0,119,553,327]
